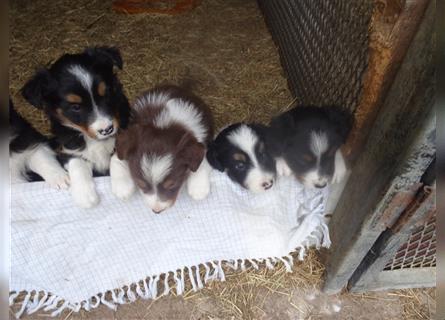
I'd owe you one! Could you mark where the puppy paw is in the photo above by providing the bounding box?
[187,176,210,200]
[71,182,99,208]
[276,158,292,176]
[112,176,135,200]
[332,150,347,184]
[45,169,70,190]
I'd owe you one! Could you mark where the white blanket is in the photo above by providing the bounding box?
[9,171,330,318]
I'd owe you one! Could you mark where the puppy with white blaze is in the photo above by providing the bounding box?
[10,99,69,188]
[110,84,214,214]
[21,47,130,208]
[207,123,276,192]
[268,105,353,189]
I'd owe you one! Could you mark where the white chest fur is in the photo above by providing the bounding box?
[64,136,115,173]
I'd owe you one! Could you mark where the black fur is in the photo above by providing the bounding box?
[21,46,130,166]
[10,99,50,182]
[268,105,353,187]
[9,99,47,154]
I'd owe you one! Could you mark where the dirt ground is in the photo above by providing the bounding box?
[9,0,436,319]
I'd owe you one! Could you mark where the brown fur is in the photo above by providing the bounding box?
[56,108,96,139]
[98,81,106,96]
[65,94,82,103]
[233,153,246,162]
[116,84,214,209]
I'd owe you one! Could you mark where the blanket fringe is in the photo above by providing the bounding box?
[10,212,329,318]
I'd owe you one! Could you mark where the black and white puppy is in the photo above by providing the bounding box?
[9,99,69,188]
[268,105,353,189]
[21,46,130,208]
[207,123,276,192]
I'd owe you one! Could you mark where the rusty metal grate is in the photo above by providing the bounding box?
[258,0,373,113]
[384,214,436,270]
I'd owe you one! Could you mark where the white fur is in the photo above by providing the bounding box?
[133,91,171,111]
[90,116,115,139]
[10,143,69,189]
[187,157,211,200]
[66,158,98,208]
[227,125,258,166]
[68,65,93,93]
[140,192,173,213]
[110,154,136,200]
[154,98,207,143]
[304,131,330,187]
[245,167,274,193]
[68,65,114,138]
[62,136,115,174]
[310,131,329,157]
[332,149,347,183]
[228,125,274,192]
[275,157,292,176]
[301,170,329,188]
[140,154,173,185]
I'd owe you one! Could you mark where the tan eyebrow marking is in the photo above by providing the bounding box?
[162,179,176,189]
[97,81,106,96]
[233,153,246,162]
[66,94,82,104]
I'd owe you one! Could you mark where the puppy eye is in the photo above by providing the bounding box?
[235,162,246,171]
[71,104,81,112]
[163,180,178,191]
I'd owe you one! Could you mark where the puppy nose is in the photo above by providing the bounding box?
[98,125,114,136]
[262,180,273,190]
[314,182,327,188]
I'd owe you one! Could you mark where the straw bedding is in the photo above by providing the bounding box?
[9,0,435,319]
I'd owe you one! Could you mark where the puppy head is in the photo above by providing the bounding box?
[279,106,352,188]
[21,46,126,140]
[207,123,276,192]
[117,125,205,213]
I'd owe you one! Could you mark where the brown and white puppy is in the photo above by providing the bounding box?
[110,84,214,213]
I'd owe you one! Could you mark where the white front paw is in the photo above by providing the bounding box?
[112,176,135,200]
[187,176,210,200]
[45,169,70,190]
[276,158,292,176]
[71,182,99,208]
[332,150,347,184]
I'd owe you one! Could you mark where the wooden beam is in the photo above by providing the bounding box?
[350,268,436,292]
[322,0,435,294]
[345,0,431,162]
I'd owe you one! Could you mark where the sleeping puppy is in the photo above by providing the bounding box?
[206,123,276,192]
[9,99,69,188]
[110,84,214,214]
[268,105,353,188]
[21,46,130,208]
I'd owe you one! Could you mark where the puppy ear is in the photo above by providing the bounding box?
[206,141,224,172]
[115,128,136,160]
[325,106,354,142]
[178,134,205,172]
[85,46,123,70]
[21,69,53,109]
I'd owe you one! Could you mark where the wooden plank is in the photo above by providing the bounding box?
[344,0,431,162]
[350,268,436,292]
[322,0,435,294]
